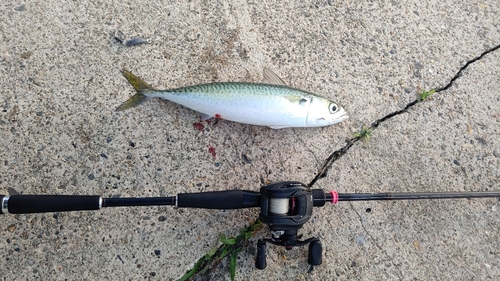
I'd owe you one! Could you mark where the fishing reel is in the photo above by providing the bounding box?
[255,181,326,270]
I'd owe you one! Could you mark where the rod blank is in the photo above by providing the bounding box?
[334,191,500,202]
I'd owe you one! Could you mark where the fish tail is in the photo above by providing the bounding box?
[116,70,156,111]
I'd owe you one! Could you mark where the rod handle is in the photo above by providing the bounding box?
[177,190,260,209]
[1,195,101,214]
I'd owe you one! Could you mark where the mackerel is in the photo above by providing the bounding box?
[116,69,348,129]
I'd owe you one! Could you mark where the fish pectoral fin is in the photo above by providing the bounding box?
[263,67,287,86]
[198,113,212,121]
[284,96,309,105]
[269,125,290,129]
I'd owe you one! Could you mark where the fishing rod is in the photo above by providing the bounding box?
[2,181,499,270]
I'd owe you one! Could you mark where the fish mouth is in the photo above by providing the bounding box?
[309,107,349,126]
[330,108,349,124]
[338,112,349,122]
[315,112,348,124]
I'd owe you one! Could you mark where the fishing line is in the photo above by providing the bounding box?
[269,198,289,215]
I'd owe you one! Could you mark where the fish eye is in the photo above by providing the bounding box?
[329,103,339,114]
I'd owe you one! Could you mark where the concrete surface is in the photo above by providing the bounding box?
[1,0,499,280]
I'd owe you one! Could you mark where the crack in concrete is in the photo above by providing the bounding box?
[308,43,500,188]
[349,202,404,279]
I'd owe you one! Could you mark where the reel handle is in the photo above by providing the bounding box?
[308,239,322,266]
[255,240,267,270]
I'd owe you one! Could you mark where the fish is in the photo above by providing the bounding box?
[116,68,348,129]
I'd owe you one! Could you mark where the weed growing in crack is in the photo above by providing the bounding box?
[178,220,263,281]
[353,125,373,141]
[418,89,436,101]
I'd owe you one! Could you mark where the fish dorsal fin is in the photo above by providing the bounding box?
[263,67,287,86]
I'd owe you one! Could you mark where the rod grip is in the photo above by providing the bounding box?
[4,195,101,214]
[177,190,260,209]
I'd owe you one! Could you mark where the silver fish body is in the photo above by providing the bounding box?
[117,70,348,129]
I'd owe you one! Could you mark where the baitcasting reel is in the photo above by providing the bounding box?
[256,181,324,270]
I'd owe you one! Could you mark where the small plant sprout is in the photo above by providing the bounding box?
[179,220,263,281]
[418,89,436,101]
[353,125,373,141]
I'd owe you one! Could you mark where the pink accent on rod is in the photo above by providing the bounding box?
[330,190,339,204]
